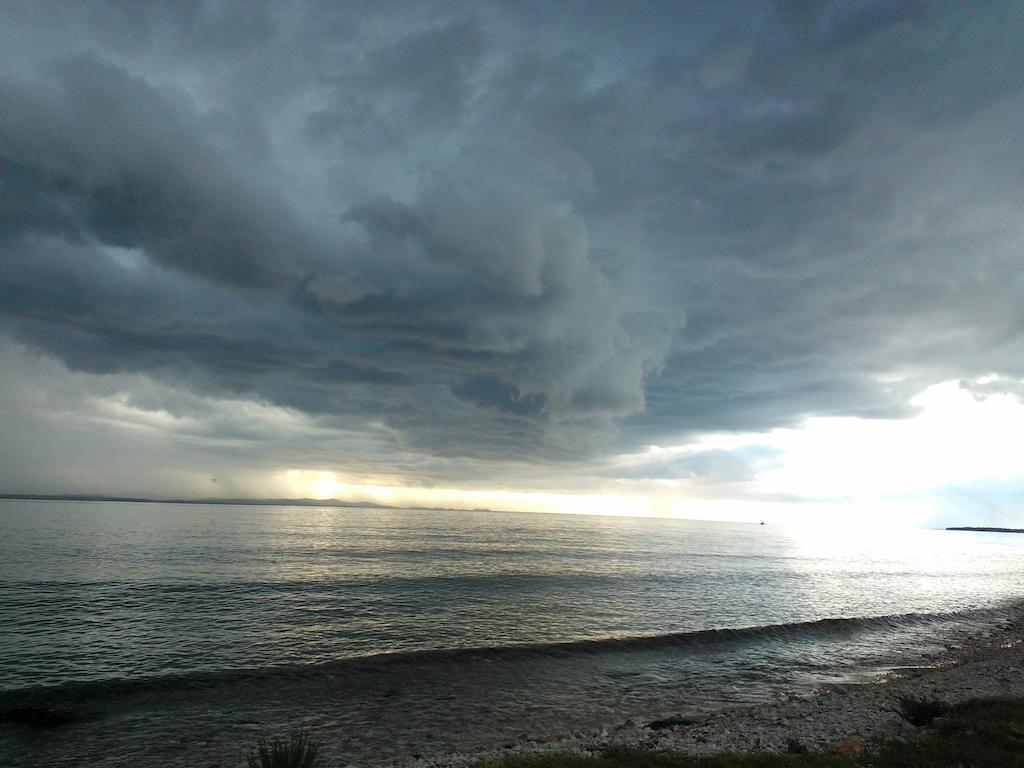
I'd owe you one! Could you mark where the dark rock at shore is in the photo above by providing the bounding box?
[646,716,700,730]
[1,706,79,727]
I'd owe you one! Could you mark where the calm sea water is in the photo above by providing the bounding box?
[1,499,1022,766]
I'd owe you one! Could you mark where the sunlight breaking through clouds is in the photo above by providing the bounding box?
[275,377,1024,527]
[755,380,1024,499]
[2,2,1024,528]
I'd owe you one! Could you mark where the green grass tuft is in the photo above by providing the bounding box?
[896,695,949,727]
[247,730,324,768]
[877,697,1024,767]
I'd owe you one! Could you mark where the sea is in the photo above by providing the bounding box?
[1,499,1023,766]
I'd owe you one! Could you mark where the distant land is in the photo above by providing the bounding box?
[0,493,498,514]
[947,526,1024,534]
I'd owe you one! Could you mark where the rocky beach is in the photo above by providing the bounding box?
[403,607,1024,767]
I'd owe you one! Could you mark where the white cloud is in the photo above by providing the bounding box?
[755,380,1024,498]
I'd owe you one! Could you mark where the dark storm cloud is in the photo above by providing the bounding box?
[1,0,1023,480]
[0,54,315,288]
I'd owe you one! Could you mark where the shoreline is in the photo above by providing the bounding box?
[400,606,1024,767]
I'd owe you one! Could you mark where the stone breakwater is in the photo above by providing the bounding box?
[399,613,1024,767]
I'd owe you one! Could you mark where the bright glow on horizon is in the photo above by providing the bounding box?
[755,380,1024,498]
[280,469,655,517]
[277,379,1024,528]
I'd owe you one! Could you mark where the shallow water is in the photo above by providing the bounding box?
[1,500,1022,766]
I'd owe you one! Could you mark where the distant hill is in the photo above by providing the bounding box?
[0,493,497,514]
[947,526,1024,534]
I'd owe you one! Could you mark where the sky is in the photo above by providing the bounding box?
[1,0,1023,528]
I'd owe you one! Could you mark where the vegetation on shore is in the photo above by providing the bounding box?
[245,697,1024,767]
[247,731,323,768]
[473,697,1024,768]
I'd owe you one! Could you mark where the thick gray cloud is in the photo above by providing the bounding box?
[1,1,1023,496]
